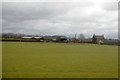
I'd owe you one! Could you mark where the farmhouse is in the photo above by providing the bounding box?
[92,34,105,44]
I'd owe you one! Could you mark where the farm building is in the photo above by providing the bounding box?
[51,36,68,42]
[21,37,44,42]
[43,36,53,42]
[42,36,68,42]
[92,34,105,44]
[20,36,68,42]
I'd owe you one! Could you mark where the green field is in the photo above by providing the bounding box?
[2,42,118,78]
[0,42,2,78]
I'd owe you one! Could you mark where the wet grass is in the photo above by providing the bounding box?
[2,42,118,78]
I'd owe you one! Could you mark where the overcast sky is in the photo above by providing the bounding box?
[1,0,119,38]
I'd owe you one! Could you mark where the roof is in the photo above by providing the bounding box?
[22,37,33,39]
[34,37,42,39]
[22,37,42,39]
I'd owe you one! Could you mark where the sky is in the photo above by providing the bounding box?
[1,0,119,38]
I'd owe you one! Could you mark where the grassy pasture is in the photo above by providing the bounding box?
[0,42,2,78]
[2,42,118,78]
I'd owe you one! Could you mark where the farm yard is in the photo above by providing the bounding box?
[2,42,118,78]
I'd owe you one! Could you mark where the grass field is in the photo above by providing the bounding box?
[0,42,2,78]
[2,42,118,78]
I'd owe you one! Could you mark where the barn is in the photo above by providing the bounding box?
[21,37,44,42]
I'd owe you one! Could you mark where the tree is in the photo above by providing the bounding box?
[79,33,85,40]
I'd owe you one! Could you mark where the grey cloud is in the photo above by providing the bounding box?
[2,2,118,38]
[2,2,94,22]
[2,2,71,22]
[0,3,2,34]
[102,2,118,11]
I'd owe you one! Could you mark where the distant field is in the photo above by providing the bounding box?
[2,42,118,78]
